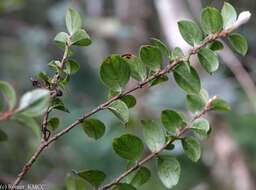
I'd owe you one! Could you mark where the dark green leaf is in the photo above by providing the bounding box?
[113,183,137,190]
[170,47,184,61]
[120,95,136,108]
[161,109,185,132]
[210,98,231,112]
[124,55,147,81]
[71,29,92,46]
[54,32,68,48]
[130,167,151,188]
[182,137,201,162]
[201,7,223,34]
[221,2,237,29]
[0,129,8,142]
[66,8,82,34]
[142,120,165,152]
[17,89,50,117]
[174,64,201,94]
[112,134,144,160]
[150,75,168,87]
[108,100,129,124]
[228,33,248,56]
[151,38,170,57]
[65,59,80,74]
[100,55,130,91]
[140,45,162,72]
[186,89,208,113]
[0,81,16,110]
[37,72,50,85]
[208,40,224,51]
[48,117,60,132]
[191,118,210,139]
[76,170,106,187]
[51,98,70,113]
[48,60,61,72]
[81,118,105,140]
[198,48,219,74]
[178,20,203,46]
[157,156,181,189]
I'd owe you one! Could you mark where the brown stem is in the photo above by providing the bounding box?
[11,29,232,188]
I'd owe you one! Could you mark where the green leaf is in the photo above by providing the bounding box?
[150,75,168,87]
[17,89,50,117]
[130,167,151,188]
[221,2,237,29]
[228,33,248,56]
[178,20,203,46]
[198,48,219,74]
[81,118,105,140]
[54,32,68,49]
[66,8,82,35]
[120,95,136,108]
[0,81,16,110]
[70,29,92,46]
[66,174,76,190]
[76,170,106,187]
[140,45,162,72]
[124,55,147,81]
[208,40,224,51]
[182,137,201,162]
[161,109,185,132]
[151,38,170,57]
[173,64,201,94]
[201,7,223,34]
[65,59,80,74]
[51,98,70,113]
[142,120,165,152]
[48,117,60,132]
[0,129,8,142]
[170,47,184,61]
[186,90,207,113]
[100,55,130,91]
[157,156,181,189]
[48,60,61,72]
[112,134,144,160]
[108,100,129,124]
[210,98,231,112]
[191,118,210,139]
[113,183,137,190]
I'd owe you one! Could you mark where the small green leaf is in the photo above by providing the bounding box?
[37,72,50,85]
[161,109,185,132]
[142,120,165,152]
[0,81,16,110]
[228,33,248,56]
[178,20,203,46]
[221,2,237,29]
[48,60,61,72]
[76,170,106,187]
[150,75,168,87]
[182,137,201,162]
[198,48,219,74]
[100,55,130,91]
[208,40,224,51]
[157,156,181,189]
[65,59,80,74]
[124,55,147,81]
[201,7,223,34]
[174,64,201,94]
[170,47,184,61]
[108,100,129,124]
[112,134,144,160]
[120,95,136,108]
[140,45,162,72]
[66,8,82,35]
[210,98,231,112]
[113,183,137,190]
[186,90,207,113]
[191,118,210,139]
[51,98,70,113]
[54,32,69,49]
[130,167,151,188]
[70,29,92,46]
[17,89,50,117]
[66,174,76,190]
[0,129,8,142]
[81,118,105,140]
[48,117,60,132]
[151,38,170,57]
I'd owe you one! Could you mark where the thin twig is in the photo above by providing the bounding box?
[11,28,235,189]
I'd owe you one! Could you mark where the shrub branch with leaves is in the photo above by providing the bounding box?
[0,2,251,190]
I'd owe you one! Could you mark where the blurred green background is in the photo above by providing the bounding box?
[0,0,256,189]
